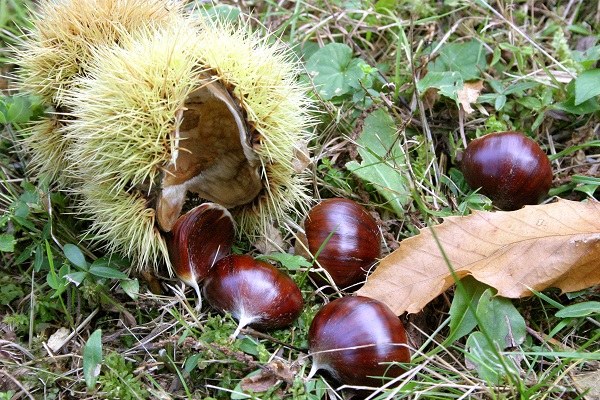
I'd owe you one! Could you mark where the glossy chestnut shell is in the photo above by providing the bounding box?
[461,131,553,210]
[308,296,410,387]
[166,203,234,301]
[202,254,304,335]
[304,198,381,290]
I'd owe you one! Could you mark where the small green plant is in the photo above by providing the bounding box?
[417,40,487,103]
[0,95,44,126]
[83,328,103,389]
[0,0,34,61]
[346,108,411,217]
[83,331,149,399]
[306,43,382,109]
[316,157,354,193]
[62,243,139,299]
[98,352,149,400]
[0,391,15,400]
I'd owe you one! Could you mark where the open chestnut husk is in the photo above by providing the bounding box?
[304,198,381,290]
[166,203,235,304]
[308,296,410,387]
[202,254,304,337]
[461,131,553,210]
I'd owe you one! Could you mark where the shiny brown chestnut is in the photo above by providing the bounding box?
[308,296,410,387]
[202,254,304,337]
[304,198,381,290]
[166,203,235,304]
[461,131,553,210]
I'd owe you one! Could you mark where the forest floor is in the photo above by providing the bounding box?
[1,0,599,399]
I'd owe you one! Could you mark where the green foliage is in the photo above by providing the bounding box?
[2,312,28,334]
[0,96,44,125]
[193,3,241,22]
[0,0,34,61]
[317,157,354,192]
[63,243,88,268]
[478,81,540,112]
[257,252,312,271]
[573,45,600,70]
[0,391,15,400]
[418,40,487,101]
[0,233,16,252]
[0,279,24,304]
[83,329,103,389]
[442,168,493,214]
[574,69,600,106]
[448,280,528,384]
[465,331,520,384]
[62,243,139,298]
[306,43,380,107]
[476,289,526,349]
[298,377,327,400]
[346,108,410,216]
[97,352,149,400]
[554,80,600,115]
[447,276,487,342]
[555,301,600,318]
[430,41,487,81]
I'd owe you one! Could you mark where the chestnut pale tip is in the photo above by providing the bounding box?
[166,203,235,308]
[307,296,410,387]
[202,254,304,339]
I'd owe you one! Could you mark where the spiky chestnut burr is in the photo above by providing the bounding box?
[17,4,315,272]
[17,0,184,107]
[17,0,185,187]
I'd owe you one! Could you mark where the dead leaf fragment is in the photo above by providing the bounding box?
[457,81,484,114]
[240,370,279,393]
[422,87,440,111]
[292,141,312,173]
[573,369,600,399]
[46,327,70,353]
[253,223,285,254]
[357,200,600,315]
[240,360,295,394]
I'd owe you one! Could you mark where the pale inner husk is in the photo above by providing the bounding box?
[157,79,262,231]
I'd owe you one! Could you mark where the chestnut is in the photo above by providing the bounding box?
[202,254,304,337]
[308,296,410,387]
[166,203,235,304]
[461,131,553,210]
[304,198,381,290]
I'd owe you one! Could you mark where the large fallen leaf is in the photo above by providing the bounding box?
[357,200,600,315]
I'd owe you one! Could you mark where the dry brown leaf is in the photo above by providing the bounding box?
[357,200,600,315]
[240,370,279,393]
[422,87,440,111]
[573,369,600,399]
[457,80,484,114]
[240,360,295,394]
[46,327,70,353]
